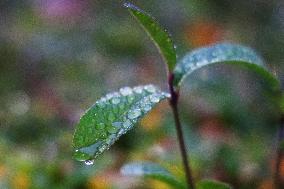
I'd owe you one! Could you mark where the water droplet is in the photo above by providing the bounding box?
[112,122,122,128]
[127,96,135,103]
[106,93,114,100]
[133,86,143,94]
[163,93,171,98]
[142,104,152,112]
[105,134,116,145]
[118,129,124,136]
[108,113,115,121]
[100,97,107,102]
[101,133,107,139]
[144,85,156,93]
[96,123,105,130]
[98,144,107,153]
[119,104,125,110]
[85,160,94,165]
[111,97,120,104]
[123,119,132,128]
[120,87,133,96]
[149,94,160,103]
[96,101,106,108]
[128,109,141,119]
[107,125,118,134]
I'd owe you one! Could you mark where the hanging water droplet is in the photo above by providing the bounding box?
[111,97,120,105]
[123,119,132,128]
[96,123,105,130]
[163,92,171,98]
[149,94,160,103]
[133,86,143,94]
[128,109,141,119]
[84,160,94,165]
[144,85,156,93]
[120,87,133,96]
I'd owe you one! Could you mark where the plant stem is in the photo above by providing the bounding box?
[275,115,284,189]
[168,74,195,189]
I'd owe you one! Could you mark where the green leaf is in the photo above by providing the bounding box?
[73,85,170,163]
[124,2,177,71]
[196,180,232,189]
[173,43,279,90]
[121,162,186,189]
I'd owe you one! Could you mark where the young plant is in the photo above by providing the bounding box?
[72,2,283,189]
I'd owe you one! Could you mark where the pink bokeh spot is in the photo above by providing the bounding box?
[35,0,89,25]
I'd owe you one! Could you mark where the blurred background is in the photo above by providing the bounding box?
[0,0,284,188]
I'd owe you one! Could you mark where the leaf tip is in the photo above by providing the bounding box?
[123,2,139,11]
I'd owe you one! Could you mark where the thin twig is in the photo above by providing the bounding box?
[168,74,195,189]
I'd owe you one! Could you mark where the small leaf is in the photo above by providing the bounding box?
[121,162,186,189]
[196,180,232,189]
[173,43,279,90]
[73,85,170,162]
[124,2,177,71]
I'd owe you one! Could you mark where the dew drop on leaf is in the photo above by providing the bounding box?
[149,94,160,103]
[123,119,132,128]
[133,86,143,94]
[127,109,141,119]
[96,123,105,130]
[96,101,105,108]
[120,87,133,96]
[144,85,156,93]
[119,103,125,110]
[142,104,152,112]
[118,129,124,136]
[111,97,120,104]
[112,122,122,128]
[107,127,118,134]
[108,113,115,121]
[127,96,135,103]
[98,144,107,153]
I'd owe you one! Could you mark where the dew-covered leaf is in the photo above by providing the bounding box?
[121,162,186,189]
[196,180,232,189]
[173,43,279,90]
[124,2,177,71]
[73,85,170,163]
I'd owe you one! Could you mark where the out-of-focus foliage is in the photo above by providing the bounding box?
[0,0,283,188]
